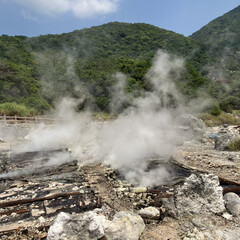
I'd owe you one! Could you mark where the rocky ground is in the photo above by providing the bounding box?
[0,123,239,240]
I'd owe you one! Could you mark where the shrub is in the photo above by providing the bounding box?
[0,102,34,116]
[219,96,240,113]
[225,138,240,151]
[92,112,116,121]
[209,104,221,116]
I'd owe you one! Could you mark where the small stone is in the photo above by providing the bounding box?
[117,188,127,192]
[131,187,147,193]
[139,207,160,220]
[222,212,233,220]
[32,209,45,217]
[38,216,46,223]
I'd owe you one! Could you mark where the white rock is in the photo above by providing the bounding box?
[47,211,145,240]
[103,211,145,240]
[224,192,240,217]
[139,207,160,220]
[47,212,71,240]
[38,216,46,224]
[131,187,147,193]
[222,212,233,220]
[163,174,225,217]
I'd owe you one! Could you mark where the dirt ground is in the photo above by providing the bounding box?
[0,125,239,239]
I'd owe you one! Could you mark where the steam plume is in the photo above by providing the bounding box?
[1,50,194,187]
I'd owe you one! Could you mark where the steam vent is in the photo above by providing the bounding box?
[0,119,239,240]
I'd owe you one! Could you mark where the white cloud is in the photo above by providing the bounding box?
[21,9,39,21]
[15,0,119,18]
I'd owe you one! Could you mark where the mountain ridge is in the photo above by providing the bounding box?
[0,8,240,114]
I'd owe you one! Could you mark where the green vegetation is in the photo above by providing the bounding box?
[191,6,240,103]
[219,96,240,113]
[0,35,50,114]
[0,102,36,116]
[25,22,210,112]
[209,104,221,116]
[225,138,240,151]
[92,112,116,121]
[1,9,240,116]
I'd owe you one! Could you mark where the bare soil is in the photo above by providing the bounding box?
[0,125,239,240]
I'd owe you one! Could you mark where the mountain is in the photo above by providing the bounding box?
[191,6,240,106]
[0,22,210,113]
[0,35,49,114]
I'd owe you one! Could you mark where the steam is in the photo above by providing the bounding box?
[1,50,194,187]
[0,151,71,179]
[109,72,131,114]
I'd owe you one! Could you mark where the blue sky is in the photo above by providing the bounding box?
[1,0,240,37]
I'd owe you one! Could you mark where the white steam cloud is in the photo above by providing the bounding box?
[15,0,119,18]
[1,50,192,187]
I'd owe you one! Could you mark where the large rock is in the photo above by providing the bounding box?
[177,114,206,142]
[224,192,240,217]
[163,174,225,217]
[47,211,145,240]
[214,126,240,150]
[103,211,145,240]
[47,211,104,240]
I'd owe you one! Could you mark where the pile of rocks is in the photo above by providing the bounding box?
[47,210,145,240]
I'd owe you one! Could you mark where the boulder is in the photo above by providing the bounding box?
[47,211,145,240]
[139,207,160,220]
[103,211,145,240]
[47,211,104,240]
[162,174,225,217]
[224,192,240,217]
[214,126,239,150]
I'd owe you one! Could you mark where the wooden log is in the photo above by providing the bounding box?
[0,223,50,236]
[0,208,28,216]
[0,191,83,208]
[223,186,240,195]
[218,176,240,186]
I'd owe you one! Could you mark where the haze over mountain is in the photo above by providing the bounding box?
[0,5,239,115]
[191,5,240,109]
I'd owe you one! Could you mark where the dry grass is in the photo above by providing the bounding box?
[198,112,240,127]
[226,138,240,151]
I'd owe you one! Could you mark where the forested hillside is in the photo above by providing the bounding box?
[191,5,240,111]
[0,35,49,114]
[22,22,210,112]
[0,16,239,114]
